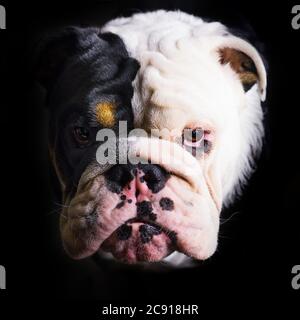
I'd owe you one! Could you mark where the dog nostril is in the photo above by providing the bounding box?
[105,164,170,194]
[140,165,170,193]
[111,166,132,184]
[105,165,134,193]
[143,172,158,184]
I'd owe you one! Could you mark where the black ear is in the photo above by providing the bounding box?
[33,26,100,92]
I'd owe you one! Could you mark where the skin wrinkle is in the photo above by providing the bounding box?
[63,164,218,260]
[160,184,212,230]
[44,11,267,265]
[149,131,221,212]
[60,127,220,260]
[128,137,203,192]
[103,11,266,199]
[203,164,222,212]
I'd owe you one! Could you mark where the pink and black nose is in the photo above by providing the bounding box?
[104,164,170,195]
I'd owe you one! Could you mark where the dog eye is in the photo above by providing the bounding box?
[182,128,212,155]
[182,128,203,146]
[73,126,90,146]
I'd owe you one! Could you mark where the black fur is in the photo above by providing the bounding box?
[34,26,140,195]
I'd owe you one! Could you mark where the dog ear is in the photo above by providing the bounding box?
[33,26,100,93]
[217,36,267,101]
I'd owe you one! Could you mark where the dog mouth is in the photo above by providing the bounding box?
[101,218,177,263]
[61,158,220,262]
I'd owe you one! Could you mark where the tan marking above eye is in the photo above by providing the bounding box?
[95,102,116,127]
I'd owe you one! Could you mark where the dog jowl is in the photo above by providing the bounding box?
[35,11,267,265]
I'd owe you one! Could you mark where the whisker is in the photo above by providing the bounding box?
[53,201,71,208]
[220,211,240,225]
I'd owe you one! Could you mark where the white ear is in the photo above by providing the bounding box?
[217,36,267,101]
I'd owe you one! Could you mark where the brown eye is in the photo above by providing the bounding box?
[73,126,90,146]
[182,128,204,147]
[182,127,212,155]
[184,128,204,143]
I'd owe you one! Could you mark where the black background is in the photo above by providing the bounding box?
[0,0,299,317]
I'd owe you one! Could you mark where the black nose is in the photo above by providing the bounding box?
[104,164,170,194]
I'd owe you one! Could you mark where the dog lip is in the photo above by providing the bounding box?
[100,219,176,263]
[101,216,175,246]
[124,217,177,244]
[125,217,162,229]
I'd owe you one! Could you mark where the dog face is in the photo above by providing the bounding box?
[36,11,267,265]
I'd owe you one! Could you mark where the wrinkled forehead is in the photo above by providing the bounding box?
[102,12,246,129]
[141,47,245,123]
[102,11,228,55]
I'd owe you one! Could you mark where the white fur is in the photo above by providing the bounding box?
[101,10,267,267]
[102,10,267,205]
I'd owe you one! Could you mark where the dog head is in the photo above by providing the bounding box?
[36,11,267,266]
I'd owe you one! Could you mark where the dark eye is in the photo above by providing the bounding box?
[182,128,212,155]
[73,126,90,146]
[183,128,204,144]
